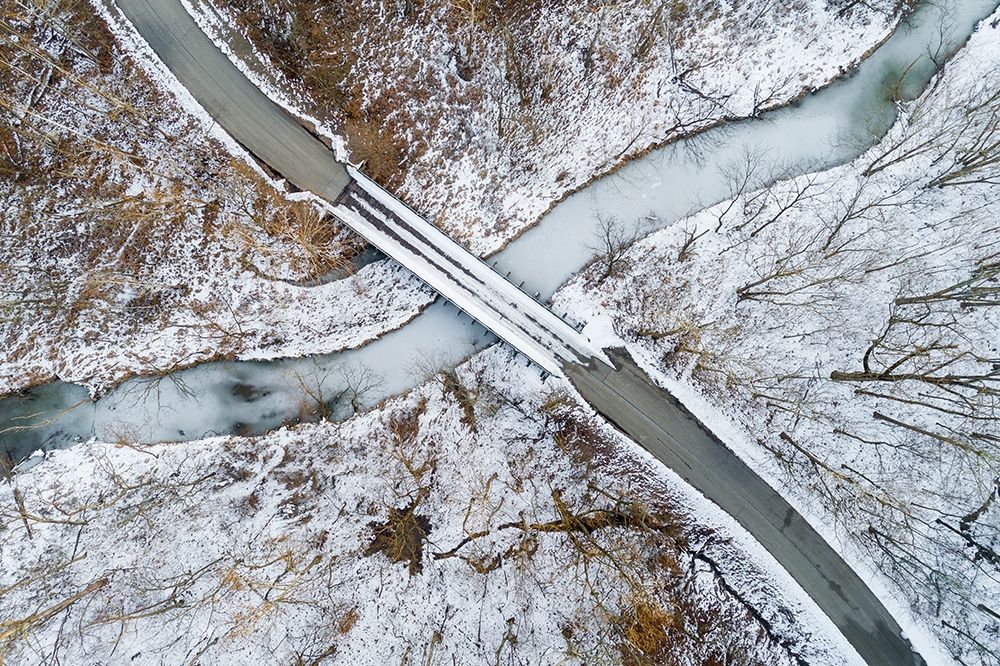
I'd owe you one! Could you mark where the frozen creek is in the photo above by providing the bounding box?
[3,0,998,466]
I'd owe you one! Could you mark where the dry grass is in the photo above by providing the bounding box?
[440,371,477,430]
[364,501,433,575]
[337,607,358,634]
[617,597,677,666]
[211,0,648,194]
[226,160,363,279]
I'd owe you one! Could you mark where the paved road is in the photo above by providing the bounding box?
[111,0,351,199]
[112,0,926,663]
[565,349,925,666]
[113,0,607,374]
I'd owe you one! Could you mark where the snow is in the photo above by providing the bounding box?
[0,348,859,665]
[1,299,496,462]
[490,0,1000,301]
[2,0,912,397]
[92,0,264,180]
[179,0,349,161]
[557,9,1000,663]
[4,0,995,662]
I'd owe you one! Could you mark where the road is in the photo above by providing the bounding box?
[565,350,925,666]
[112,0,607,375]
[111,0,926,663]
[110,0,352,199]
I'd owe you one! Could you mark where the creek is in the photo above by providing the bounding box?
[3,0,997,467]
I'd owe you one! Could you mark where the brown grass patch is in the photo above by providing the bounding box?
[618,598,678,666]
[364,501,433,576]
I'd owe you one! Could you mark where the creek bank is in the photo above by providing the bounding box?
[3,0,996,466]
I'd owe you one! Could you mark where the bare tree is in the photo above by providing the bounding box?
[339,362,385,414]
[295,361,384,419]
[587,213,640,284]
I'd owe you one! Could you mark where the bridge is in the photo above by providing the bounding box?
[334,171,609,374]
[108,0,927,664]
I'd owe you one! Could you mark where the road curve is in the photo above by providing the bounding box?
[110,0,351,200]
[109,0,926,663]
[566,350,925,666]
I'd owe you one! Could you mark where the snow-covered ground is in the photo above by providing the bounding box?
[0,3,433,398]
[4,0,992,663]
[558,11,1000,664]
[197,0,904,255]
[0,348,865,665]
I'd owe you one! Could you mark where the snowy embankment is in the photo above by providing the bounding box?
[0,347,864,665]
[198,0,903,255]
[558,11,1000,665]
[0,3,434,398]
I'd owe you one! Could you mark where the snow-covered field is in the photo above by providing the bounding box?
[559,12,1000,664]
[0,348,865,665]
[5,0,991,663]
[199,0,904,254]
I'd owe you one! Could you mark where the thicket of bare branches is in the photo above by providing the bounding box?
[0,355,804,665]
[586,213,641,285]
[581,32,1000,664]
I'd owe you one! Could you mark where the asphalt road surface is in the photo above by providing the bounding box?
[112,0,927,663]
[111,0,351,199]
[565,349,925,666]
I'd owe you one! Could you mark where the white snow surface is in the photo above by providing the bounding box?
[2,0,904,396]
[557,10,1000,664]
[3,0,981,663]
[0,348,861,665]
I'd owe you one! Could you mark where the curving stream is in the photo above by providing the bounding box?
[3,0,998,467]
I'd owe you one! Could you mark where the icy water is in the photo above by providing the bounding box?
[1,301,498,467]
[3,0,998,466]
